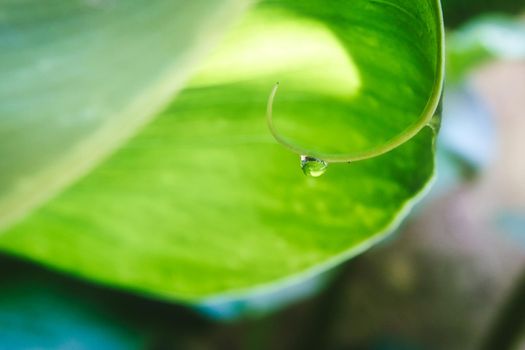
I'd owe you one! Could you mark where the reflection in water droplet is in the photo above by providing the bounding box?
[300,155,328,177]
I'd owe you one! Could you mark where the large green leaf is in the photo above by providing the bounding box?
[236,1,444,162]
[0,0,443,301]
[0,0,252,232]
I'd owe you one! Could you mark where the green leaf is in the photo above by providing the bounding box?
[447,15,525,83]
[0,278,143,350]
[232,1,444,162]
[0,0,443,301]
[0,0,252,232]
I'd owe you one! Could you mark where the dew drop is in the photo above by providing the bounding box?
[300,155,328,177]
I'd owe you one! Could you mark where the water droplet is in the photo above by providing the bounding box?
[300,155,328,177]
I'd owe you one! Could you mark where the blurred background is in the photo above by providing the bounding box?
[1,2,525,350]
